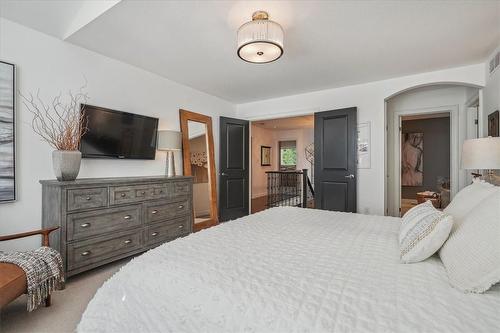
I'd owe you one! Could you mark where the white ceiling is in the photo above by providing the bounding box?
[1,1,499,103]
[253,115,314,130]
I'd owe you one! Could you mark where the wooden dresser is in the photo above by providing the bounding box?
[40,176,193,277]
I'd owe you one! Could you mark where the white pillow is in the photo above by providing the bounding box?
[444,180,496,230]
[439,188,500,293]
[399,200,454,263]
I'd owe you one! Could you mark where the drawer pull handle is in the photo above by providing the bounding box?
[178,205,184,209]
[124,215,131,220]
[159,190,163,193]
[178,225,184,229]
[80,223,91,228]
[141,191,146,195]
[81,251,91,257]
[151,232,159,237]
[151,210,158,214]
[86,196,91,201]
[120,193,126,197]
[124,239,132,244]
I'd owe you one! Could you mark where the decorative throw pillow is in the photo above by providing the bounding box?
[439,188,500,293]
[399,200,453,264]
[444,180,496,231]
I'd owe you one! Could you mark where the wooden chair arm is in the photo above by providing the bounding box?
[0,227,60,247]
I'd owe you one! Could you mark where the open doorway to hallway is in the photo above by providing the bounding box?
[250,115,315,213]
[400,113,451,215]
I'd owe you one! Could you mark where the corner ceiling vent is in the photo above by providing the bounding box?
[489,51,500,75]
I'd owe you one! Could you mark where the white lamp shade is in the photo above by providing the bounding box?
[462,137,500,170]
[157,130,182,151]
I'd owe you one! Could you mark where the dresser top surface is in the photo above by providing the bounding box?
[40,175,193,186]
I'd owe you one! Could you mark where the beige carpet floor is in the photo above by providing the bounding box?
[0,258,131,333]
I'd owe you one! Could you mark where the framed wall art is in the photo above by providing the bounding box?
[0,61,15,202]
[401,132,424,186]
[261,146,271,166]
[357,122,371,169]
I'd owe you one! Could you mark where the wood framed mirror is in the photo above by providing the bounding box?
[179,109,218,231]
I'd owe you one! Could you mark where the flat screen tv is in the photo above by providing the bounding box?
[80,104,159,159]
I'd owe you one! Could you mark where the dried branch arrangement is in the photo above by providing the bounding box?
[20,84,89,151]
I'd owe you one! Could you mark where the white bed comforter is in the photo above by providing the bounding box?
[78,207,500,333]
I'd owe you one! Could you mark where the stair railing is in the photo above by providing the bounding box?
[266,169,314,209]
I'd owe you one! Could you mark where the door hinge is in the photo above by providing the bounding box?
[474,119,478,125]
[399,127,402,132]
[399,207,401,212]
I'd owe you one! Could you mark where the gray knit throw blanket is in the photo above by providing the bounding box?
[0,246,64,311]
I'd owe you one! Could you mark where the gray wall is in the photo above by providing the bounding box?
[402,117,450,199]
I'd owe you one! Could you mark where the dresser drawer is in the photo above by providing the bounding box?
[152,185,169,199]
[170,181,191,198]
[146,199,190,224]
[67,230,143,271]
[67,205,142,241]
[146,217,190,246]
[109,183,170,205]
[67,187,108,211]
[110,185,150,205]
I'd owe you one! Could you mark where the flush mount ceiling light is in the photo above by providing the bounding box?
[237,11,284,64]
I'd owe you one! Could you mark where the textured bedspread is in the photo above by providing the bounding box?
[78,207,500,333]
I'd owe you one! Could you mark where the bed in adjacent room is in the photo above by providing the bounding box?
[77,205,500,333]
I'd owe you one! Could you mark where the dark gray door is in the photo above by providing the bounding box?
[314,108,357,212]
[219,117,249,221]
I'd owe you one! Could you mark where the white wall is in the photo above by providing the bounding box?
[238,64,485,215]
[0,19,235,251]
[251,125,277,198]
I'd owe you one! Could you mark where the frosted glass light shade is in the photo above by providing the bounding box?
[157,130,181,151]
[237,11,284,64]
[462,137,500,169]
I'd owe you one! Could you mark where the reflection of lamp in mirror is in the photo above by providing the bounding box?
[157,130,182,177]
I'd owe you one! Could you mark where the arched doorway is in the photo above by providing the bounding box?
[384,83,483,217]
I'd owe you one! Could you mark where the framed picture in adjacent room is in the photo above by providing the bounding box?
[261,146,271,166]
[488,110,499,137]
[401,132,424,186]
[0,61,15,203]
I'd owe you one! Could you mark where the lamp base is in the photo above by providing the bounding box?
[481,169,498,184]
[165,151,176,177]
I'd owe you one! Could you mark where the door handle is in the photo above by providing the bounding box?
[344,174,355,179]
[221,172,227,176]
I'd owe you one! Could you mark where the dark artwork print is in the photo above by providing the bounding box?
[401,132,423,186]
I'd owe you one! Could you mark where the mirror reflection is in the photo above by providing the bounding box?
[187,120,211,224]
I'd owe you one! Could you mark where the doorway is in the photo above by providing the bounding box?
[246,108,358,214]
[385,84,481,217]
[219,108,359,217]
[249,115,314,213]
[400,113,451,215]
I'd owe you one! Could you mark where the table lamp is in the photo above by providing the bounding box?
[157,130,182,177]
[462,137,500,183]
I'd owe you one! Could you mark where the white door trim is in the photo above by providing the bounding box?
[388,105,459,216]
